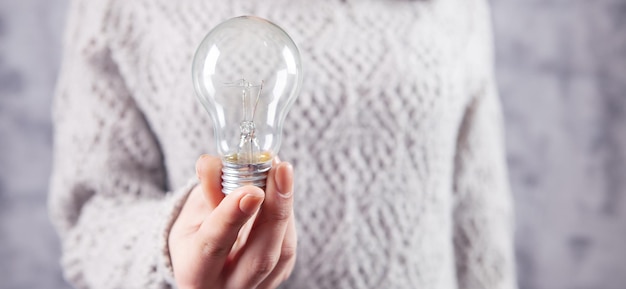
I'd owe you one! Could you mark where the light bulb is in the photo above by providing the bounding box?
[192,16,302,194]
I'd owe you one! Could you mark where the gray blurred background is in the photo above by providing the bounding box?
[1,0,625,288]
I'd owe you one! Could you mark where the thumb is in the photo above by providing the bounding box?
[194,186,265,277]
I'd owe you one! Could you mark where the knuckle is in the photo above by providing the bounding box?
[198,237,230,259]
[250,254,279,277]
[197,229,230,258]
[268,206,291,222]
[280,246,297,261]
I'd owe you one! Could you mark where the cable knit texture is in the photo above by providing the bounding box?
[49,0,517,288]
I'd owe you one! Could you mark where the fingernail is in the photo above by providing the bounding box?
[239,194,264,215]
[278,190,293,198]
[277,163,293,198]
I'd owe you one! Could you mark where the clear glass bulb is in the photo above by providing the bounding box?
[192,16,302,194]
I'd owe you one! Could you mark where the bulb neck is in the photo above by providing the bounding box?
[221,159,272,194]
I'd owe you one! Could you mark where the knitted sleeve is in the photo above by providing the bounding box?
[451,2,517,289]
[49,0,191,287]
[452,81,517,289]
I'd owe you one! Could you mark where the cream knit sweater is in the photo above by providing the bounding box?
[49,0,516,288]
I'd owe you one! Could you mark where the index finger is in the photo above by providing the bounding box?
[196,154,224,208]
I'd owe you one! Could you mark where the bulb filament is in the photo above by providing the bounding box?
[233,79,263,164]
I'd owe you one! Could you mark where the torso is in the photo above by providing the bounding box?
[106,0,484,287]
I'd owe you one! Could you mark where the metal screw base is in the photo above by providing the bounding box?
[221,160,272,194]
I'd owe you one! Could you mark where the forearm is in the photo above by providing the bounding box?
[56,180,195,289]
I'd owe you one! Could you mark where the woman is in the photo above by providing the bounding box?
[50,0,517,288]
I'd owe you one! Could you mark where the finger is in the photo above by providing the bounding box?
[196,154,224,208]
[194,185,265,282]
[171,185,210,235]
[226,161,294,288]
[230,208,258,256]
[256,210,298,289]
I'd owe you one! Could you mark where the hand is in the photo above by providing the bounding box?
[169,155,296,289]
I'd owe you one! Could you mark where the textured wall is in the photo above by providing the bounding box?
[494,1,626,288]
[1,0,625,289]
[0,0,70,288]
